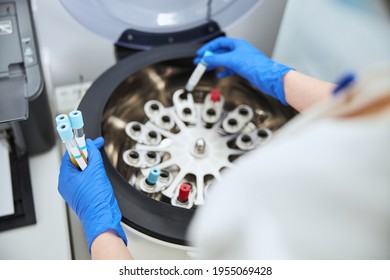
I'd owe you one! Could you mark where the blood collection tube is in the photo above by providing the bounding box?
[55,114,70,126]
[146,168,160,186]
[210,88,221,103]
[57,122,88,170]
[69,110,88,158]
[185,50,213,92]
[177,183,191,204]
[55,114,70,145]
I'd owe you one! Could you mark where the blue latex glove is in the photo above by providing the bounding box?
[195,37,293,105]
[58,137,127,251]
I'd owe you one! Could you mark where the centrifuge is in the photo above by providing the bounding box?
[60,0,296,259]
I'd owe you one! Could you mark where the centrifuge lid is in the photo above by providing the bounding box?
[60,0,262,48]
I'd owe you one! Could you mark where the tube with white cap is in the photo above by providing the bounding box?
[185,50,214,92]
[57,122,88,170]
[69,110,88,158]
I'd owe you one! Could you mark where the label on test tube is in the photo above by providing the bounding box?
[69,110,88,158]
[69,146,87,170]
[75,135,88,158]
[57,122,88,170]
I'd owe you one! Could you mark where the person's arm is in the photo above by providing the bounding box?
[284,70,335,111]
[195,37,335,112]
[58,137,131,259]
[91,231,133,260]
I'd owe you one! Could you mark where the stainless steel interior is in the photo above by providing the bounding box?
[102,58,294,208]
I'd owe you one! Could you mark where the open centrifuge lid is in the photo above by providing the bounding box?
[60,0,262,49]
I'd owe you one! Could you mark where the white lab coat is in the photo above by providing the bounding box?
[188,68,390,259]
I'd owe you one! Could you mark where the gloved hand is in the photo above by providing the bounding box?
[58,137,127,251]
[195,37,293,105]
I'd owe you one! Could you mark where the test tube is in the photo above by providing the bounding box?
[146,168,161,186]
[69,110,88,158]
[55,114,70,126]
[185,50,213,92]
[55,114,70,144]
[177,183,191,204]
[57,122,88,170]
[170,183,194,209]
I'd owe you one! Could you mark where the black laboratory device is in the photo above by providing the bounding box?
[0,0,55,231]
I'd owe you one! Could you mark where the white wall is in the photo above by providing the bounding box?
[31,0,116,88]
[228,0,287,56]
[273,0,390,82]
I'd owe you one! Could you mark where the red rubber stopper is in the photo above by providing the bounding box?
[210,88,221,103]
[178,183,191,202]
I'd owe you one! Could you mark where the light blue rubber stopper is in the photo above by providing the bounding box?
[204,50,214,57]
[146,168,160,185]
[56,122,74,142]
[200,50,214,65]
[55,114,70,126]
[69,110,84,129]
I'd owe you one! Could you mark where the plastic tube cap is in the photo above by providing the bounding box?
[200,50,214,65]
[210,88,221,103]
[56,122,74,142]
[55,114,70,126]
[69,110,84,129]
[146,168,160,185]
[203,50,213,57]
[178,183,191,202]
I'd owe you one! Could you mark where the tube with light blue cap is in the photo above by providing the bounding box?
[55,114,70,145]
[146,168,160,186]
[69,110,88,158]
[55,114,70,146]
[185,50,214,92]
[55,114,70,126]
[56,122,88,170]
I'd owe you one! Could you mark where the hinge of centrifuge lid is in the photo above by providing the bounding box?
[116,20,224,51]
